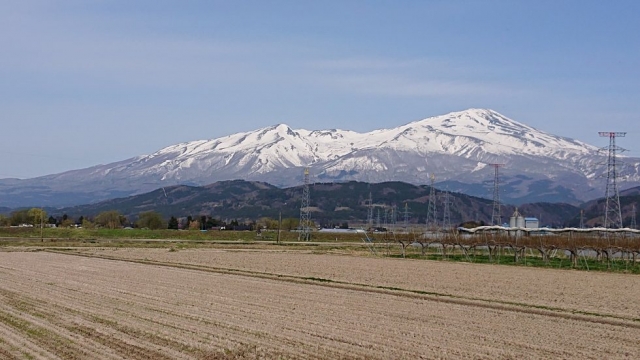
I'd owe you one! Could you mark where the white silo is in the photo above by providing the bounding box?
[510,208,524,228]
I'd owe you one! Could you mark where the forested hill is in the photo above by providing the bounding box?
[50,180,582,228]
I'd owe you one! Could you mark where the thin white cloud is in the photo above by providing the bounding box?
[332,74,517,97]
[310,57,526,98]
[310,58,433,71]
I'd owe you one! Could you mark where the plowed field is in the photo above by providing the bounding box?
[0,249,638,359]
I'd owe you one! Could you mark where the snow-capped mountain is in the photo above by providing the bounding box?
[1,109,639,207]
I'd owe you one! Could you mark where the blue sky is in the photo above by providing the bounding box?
[1,0,639,178]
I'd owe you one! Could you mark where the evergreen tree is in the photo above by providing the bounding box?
[168,216,179,230]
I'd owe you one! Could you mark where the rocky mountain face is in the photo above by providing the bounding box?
[1,109,639,207]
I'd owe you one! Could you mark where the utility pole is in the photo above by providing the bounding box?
[599,132,626,228]
[40,207,44,242]
[277,210,282,244]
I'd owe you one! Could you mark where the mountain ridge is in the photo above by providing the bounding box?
[47,179,582,229]
[5,181,638,229]
[1,108,638,207]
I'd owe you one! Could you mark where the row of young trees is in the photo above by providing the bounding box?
[0,209,153,229]
[0,209,307,231]
[0,208,49,227]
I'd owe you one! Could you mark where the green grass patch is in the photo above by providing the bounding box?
[0,227,367,244]
[388,250,640,274]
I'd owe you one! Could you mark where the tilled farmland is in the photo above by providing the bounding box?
[78,247,640,321]
[0,249,638,359]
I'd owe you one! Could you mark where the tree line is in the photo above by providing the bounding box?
[0,209,305,231]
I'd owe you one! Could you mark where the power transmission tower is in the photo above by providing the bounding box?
[490,164,505,226]
[579,209,585,229]
[442,189,452,230]
[631,205,637,229]
[366,192,374,229]
[426,174,438,229]
[403,202,410,232]
[376,208,381,229]
[599,132,626,229]
[383,206,388,229]
[389,205,397,232]
[298,168,311,241]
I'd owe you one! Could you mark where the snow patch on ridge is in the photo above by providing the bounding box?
[128,108,610,185]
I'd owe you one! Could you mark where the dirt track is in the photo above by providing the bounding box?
[0,250,638,359]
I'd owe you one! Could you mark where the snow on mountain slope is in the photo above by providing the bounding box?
[1,108,639,207]
[150,124,319,177]
[137,109,600,174]
[356,109,597,158]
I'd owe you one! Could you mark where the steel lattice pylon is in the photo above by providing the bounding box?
[366,192,374,229]
[490,164,505,226]
[579,210,585,229]
[403,203,410,232]
[426,174,438,230]
[388,205,397,232]
[599,132,626,229]
[442,189,452,230]
[631,205,637,230]
[298,168,311,241]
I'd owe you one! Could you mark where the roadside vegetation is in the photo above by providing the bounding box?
[1,227,638,274]
[2,208,639,274]
[0,226,363,243]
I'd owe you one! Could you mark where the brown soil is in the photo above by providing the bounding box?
[78,247,640,320]
[0,250,637,359]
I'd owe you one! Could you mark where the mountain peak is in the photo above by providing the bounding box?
[454,108,498,116]
[257,123,299,139]
[410,108,527,133]
[2,108,638,208]
[441,108,518,125]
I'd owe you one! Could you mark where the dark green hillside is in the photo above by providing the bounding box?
[576,193,640,228]
[518,202,583,227]
[51,180,585,227]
